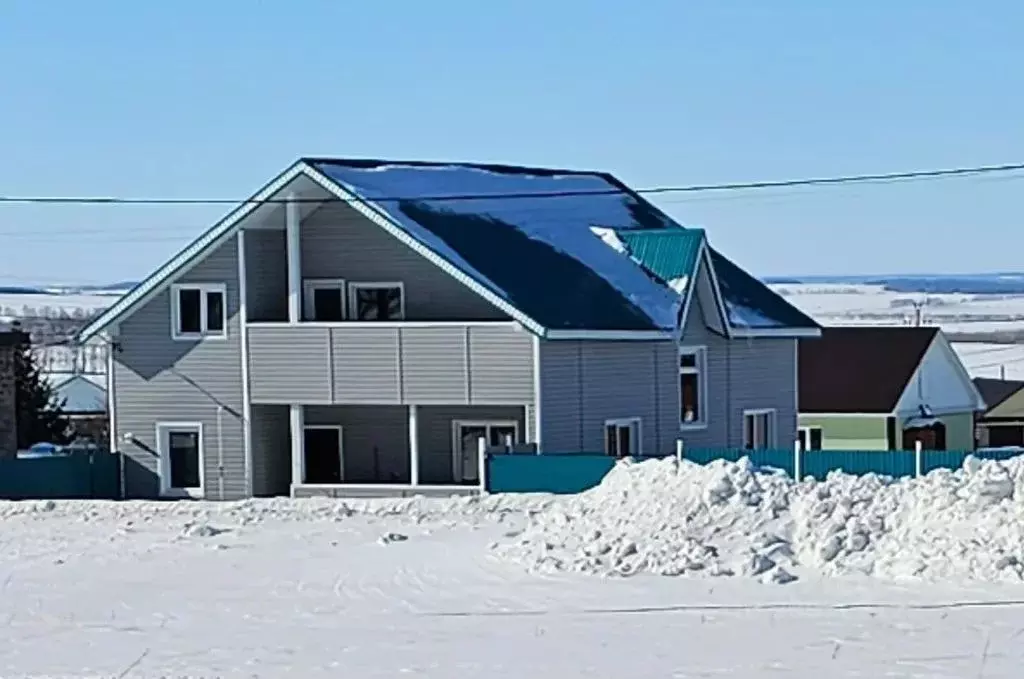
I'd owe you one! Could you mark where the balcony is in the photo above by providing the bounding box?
[246,321,535,406]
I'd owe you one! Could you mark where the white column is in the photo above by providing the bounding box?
[531,334,543,453]
[408,404,419,486]
[286,192,302,323]
[289,404,305,489]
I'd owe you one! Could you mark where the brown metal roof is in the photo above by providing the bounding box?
[973,377,1024,414]
[799,326,938,414]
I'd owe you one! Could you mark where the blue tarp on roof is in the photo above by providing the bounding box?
[307,158,818,333]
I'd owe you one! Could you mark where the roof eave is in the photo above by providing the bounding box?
[75,160,309,343]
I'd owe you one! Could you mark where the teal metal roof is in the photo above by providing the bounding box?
[618,229,706,285]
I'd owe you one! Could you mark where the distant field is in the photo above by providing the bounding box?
[5,281,1024,380]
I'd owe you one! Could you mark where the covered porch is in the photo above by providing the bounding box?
[250,403,534,498]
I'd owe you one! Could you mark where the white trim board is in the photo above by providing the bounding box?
[237,231,253,497]
[155,421,205,499]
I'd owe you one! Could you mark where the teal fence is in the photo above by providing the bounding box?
[0,452,121,500]
[485,448,1019,494]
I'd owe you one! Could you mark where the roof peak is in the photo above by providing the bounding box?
[302,157,612,180]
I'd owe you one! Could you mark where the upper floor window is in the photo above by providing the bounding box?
[171,283,227,341]
[348,282,405,321]
[303,279,346,322]
[679,346,707,428]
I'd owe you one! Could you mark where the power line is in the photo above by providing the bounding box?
[0,161,1022,206]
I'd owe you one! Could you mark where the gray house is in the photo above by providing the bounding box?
[78,158,820,500]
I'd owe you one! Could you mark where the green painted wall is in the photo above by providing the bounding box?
[799,411,976,451]
[934,411,975,451]
[799,415,888,450]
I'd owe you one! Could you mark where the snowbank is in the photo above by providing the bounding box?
[493,456,1024,584]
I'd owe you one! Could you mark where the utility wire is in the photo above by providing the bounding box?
[0,161,1022,205]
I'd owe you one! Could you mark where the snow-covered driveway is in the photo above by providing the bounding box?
[5,458,1024,677]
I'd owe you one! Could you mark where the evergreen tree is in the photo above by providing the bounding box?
[12,330,71,448]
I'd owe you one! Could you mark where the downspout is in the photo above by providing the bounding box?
[217,405,225,500]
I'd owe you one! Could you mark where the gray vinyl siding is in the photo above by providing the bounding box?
[248,325,332,403]
[305,405,410,483]
[250,403,290,496]
[537,340,670,455]
[726,338,798,448]
[299,202,511,321]
[248,324,534,406]
[417,405,526,484]
[536,288,799,454]
[113,238,246,499]
[300,404,525,485]
[243,229,287,322]
[332,327,401,403]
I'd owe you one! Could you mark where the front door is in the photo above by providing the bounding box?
[157,423,203,497]
[304,427,342,484]
[453,421,519,483]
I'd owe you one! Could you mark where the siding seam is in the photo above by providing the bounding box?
[653,344,660,454]
[464,326,472,404]
[397,329,405,403]
[577,342,584,450]
[326,328,335,403]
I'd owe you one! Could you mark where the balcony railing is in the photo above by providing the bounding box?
[246,321,535,406]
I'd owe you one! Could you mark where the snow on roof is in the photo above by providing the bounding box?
[310,160,686,331]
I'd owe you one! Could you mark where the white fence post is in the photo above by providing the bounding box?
[914,439,923,478]
[675,439,684,473]
[477,436,488,494]
[793,439,802,481]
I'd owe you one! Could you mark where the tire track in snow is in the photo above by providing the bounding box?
[425,598,1024,618]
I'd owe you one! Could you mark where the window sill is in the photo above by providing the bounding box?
[679,422,708,432]
[171,332,229,342]
[160,487,203,499]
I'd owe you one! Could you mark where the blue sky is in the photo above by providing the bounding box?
[2,1,1023,284]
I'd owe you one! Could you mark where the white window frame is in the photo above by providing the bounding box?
[170,283,228,341]
[678,345,708,430]
[451,420,520,481]
[743,409,777,450]
[301,424,344,484]
[302,278,346,322]
[798,425,823,452]
[155,421,205,498]
[347,281,406,321]
[604,417,643,458]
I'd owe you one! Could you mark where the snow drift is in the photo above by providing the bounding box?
[492,456,1024,584]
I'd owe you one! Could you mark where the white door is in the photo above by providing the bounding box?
[156,423,204,498]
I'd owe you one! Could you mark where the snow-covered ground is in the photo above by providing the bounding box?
[0,291,116,320]
[776,283,1024,334]
[7,457,1024,677]
[952,342,1024,381]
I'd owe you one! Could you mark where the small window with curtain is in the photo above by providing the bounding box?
[348,283,405,321]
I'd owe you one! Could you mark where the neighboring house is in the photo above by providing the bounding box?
[46,372,108,443]
[972,377,1024,448]
[77,158,820,500]
[799,326,986,451]
[0,326,21,459]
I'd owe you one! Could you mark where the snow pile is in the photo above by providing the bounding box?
[493,455,1024,583]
